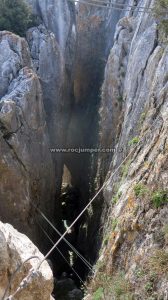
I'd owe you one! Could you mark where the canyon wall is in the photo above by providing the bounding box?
[64,1,125,265]
[0,0,76,247]
[87,0,168,298]
[0,31,56,243]
[0,0,168,299]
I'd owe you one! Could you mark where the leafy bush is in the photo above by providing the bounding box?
[153,0,168,37]
[112,191,122,204]
[0,0,37,36]
[93,287,104,300]
[134,183,149,197]
[151,189,168,208]
[128,136,140,146]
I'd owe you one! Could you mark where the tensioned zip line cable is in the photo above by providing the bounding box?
[69,0,149,12]
[68,0,152,13]
[37,222,86,287]
[6,114,161,299]
[75,0,153,11]
[32,203,93,271]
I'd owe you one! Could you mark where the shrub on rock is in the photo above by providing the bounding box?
[0,0,36,36]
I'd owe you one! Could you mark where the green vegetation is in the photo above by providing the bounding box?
[110,272,132,299]
[153,0,168,38]
[145,282,153,293]
[93,272,132,300]
[128,136,140,146]
[139,111,147,127]
[103,235,109,246]
[134,268,145,278]
[121,159,131,179]
[151,189,168,208]
[103,219,118,246]
[140,112,147,122]
[112,218,118,231]
[133,183,168,208]
[133,183,149,197]
[112,191,122,204]
[93,287,104,300]
[0,0,37,36]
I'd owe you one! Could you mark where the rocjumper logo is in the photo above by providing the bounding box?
[50,148,123,154]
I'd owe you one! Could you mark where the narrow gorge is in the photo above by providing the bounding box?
[0,0,167,299]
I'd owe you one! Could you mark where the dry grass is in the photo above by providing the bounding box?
[149,249,168,275]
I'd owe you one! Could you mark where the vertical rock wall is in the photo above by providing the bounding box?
[87,0,168,298]
[0,32,56,243]
[0,0,76,248]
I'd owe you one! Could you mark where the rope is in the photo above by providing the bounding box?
[32,203,93,271]
[37,222,86,287]
[2,256,40,300]
[68,0,152,13]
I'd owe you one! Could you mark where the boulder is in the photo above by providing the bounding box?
[0,221,54,300]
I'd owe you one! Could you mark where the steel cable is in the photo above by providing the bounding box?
[32,203,93,271]
[37,222,86,287]
[68,0,152,13]
[76,0,152,11]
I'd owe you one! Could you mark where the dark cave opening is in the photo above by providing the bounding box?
[39,165,92,299]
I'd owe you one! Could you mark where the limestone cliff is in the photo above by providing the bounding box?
[26,0,76,200]
[86,0,168,299]
[0,0,168,299]
[0,31,55,243]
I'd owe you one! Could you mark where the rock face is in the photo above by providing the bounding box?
[0,0,76,241]
[26,0,75,52]
[0,0,168,298]
[64,1,125,249]
[87,0,168,298]
[26,25,66,201]
[0,221,53,300]
[26,0,76,199]
[63,0,127,264]
[0,1,76,295]
[0,0,76,292]
[0,31,55,243]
